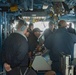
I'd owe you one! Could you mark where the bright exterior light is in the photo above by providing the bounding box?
[34,21,49,31]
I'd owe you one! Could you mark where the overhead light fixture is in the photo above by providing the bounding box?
[32,14,36,17]
[29,8,33,11]
[43,5,48,9]
[29,0,33,11]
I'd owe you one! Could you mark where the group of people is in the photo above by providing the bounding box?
[28,25,42,56]
[2,19,76,75]
[2,20,33,75]
[2,19,43,75]
[44,20,76,74]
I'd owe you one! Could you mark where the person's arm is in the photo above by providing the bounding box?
[4,63,12,72]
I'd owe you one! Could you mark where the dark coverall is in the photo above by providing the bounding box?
[2,33,29,75]
[45,28,76,73]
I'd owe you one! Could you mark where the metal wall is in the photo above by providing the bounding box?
[0,12,8,72]
[0,12,3,71]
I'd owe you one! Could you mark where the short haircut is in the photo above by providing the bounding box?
[16,20,27,31]
[69,23,72,27]
[49,21,55,26]
[33,28,42,32]
[58,20,66,28]
[29,23,33,27]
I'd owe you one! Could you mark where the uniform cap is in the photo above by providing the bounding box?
[33,28,42,32]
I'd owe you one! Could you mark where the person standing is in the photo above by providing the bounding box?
[2,19,29,75]
[45,20,76,74]
[43,21,55,40]
[28,28,42,54]
[28,23,34,33]
[67,23,76,34]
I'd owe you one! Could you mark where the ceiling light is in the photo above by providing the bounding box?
[43,5,48,9]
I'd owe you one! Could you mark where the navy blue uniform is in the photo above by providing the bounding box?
[67,27,76,34]
[45,28,76,72]
[2,33,29,68]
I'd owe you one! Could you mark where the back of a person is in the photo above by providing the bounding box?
[2,33,29,68]
[2,19,32,75]
[44,20,74,73]
[55,23,74,72]
[52,28,75,74]
[52,28,73,55]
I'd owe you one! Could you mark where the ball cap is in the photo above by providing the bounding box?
[33,28,42,32]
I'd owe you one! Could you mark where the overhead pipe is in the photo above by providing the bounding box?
[29,0,33,11]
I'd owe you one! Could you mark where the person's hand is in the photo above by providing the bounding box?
[36,45,41,51]
[28,51,32,57]
[44,71,56,75]
[4,63,12,72]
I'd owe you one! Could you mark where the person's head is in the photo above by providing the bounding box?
[69,23,72,28]
[33,28,42,38]
[29,23,34,31]
[16,19,29,37]
[49,21,55,31]
[58,20,67,28]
